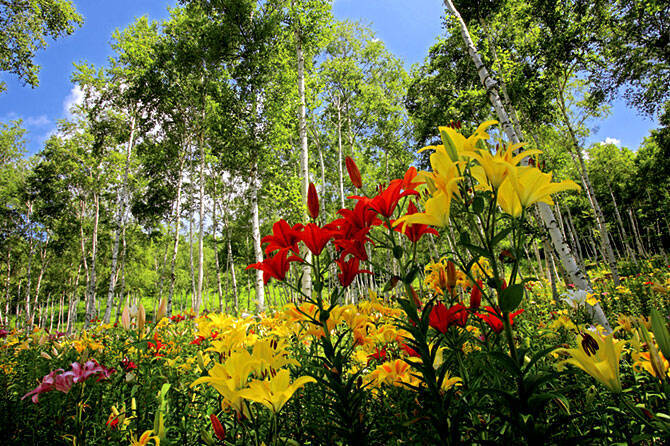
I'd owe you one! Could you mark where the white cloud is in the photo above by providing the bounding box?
[63,85,84,118]
[602,137,621,146]
[23,115,51,127]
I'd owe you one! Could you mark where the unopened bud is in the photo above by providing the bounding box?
[307,182,319,220]
[156,298,167,323]
[137,303,146,332]
[121,305,131,330]
[345,156,362,189]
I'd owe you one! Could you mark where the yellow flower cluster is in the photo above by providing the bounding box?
[395,121,580,228]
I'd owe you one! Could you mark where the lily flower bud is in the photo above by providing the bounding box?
[156,297,167,323]
[345,156,362,188]
[307,182,319,219]
[137,303,146,332]
[121,305,131,330]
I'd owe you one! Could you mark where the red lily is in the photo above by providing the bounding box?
[367,347,388,364]
[399,342,421,358]
[190,336,206,345]
[336,256,372,287]
[392,201,439,243]
[334,234,370,261]
[148,333,166,357]
[369,180,418,219]
[261,220,303,255]
[333,200,381,237]
[121,357,137,371]
[476,306,524,334]
[399,166,422,190]
[106,416,120,429]
[307,183,319,220]
[429,302,468,334]
[298,223,333,256]
[246,248,303,284]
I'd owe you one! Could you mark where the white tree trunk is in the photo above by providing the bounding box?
[196,139,205,314]
[213,198,223,312]
[250,159,264,312]
[556,85,620,285]
[443,0,611,331]
[336,96,345,209]
[608,183,636,261]
[84,192,99,326]
[104,116,135,323]
[23,202,34,325]
[227,230,239,315]
[167,154,185,317]
[294,12,312,298]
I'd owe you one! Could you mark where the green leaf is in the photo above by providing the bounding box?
[404,265,420,284]
[460,242,490,259]
[650,307,670,360]
[472,195,485,214]
[500,284,524,313]
[491,227,512,247]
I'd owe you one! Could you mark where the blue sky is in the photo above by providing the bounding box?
[0,0,657,155]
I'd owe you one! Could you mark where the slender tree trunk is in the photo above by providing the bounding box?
[608,183,636,261]
[628,208,647,257]
[4,252,10,326]
[213,198,223,313]
[30,244,49,327]
[103,116,135,322]
[23,202,34,325]
[227,235,239,316]
[250,159,264,312]
[67,263,82,335]
[557,83,620,285]
[336,96,345,209]
[294,11,312,298]
[196,139,205,315]
[188,148,197,310]
[84,191,100,326]
[443,0,611,330]
[165,154,186,317]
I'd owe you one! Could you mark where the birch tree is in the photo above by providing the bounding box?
[443,0,611,330]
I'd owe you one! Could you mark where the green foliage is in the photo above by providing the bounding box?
[0,0,83,92]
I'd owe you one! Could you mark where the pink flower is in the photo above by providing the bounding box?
[70,360,115,383]
[22,369,74,403]
[22,360,115,404]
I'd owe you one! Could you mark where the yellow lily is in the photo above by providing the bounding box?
[468,142,542,189]
[129,429,160,446]
[252,338,300,374]
[366,359,420,389]
[238,369,316,413]
[498,167,580,217]
[440,370,463,392]
[191,350,260,414]
[558,331,625,392]
[435,120,498,161]
[395,191,453,230]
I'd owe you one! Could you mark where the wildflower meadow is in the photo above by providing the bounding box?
[1,1,669,445]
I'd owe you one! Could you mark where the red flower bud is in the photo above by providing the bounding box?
[210,413,226,440]
[307,182,319,220]
[345,156,362,189]
[470,280,482,309]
